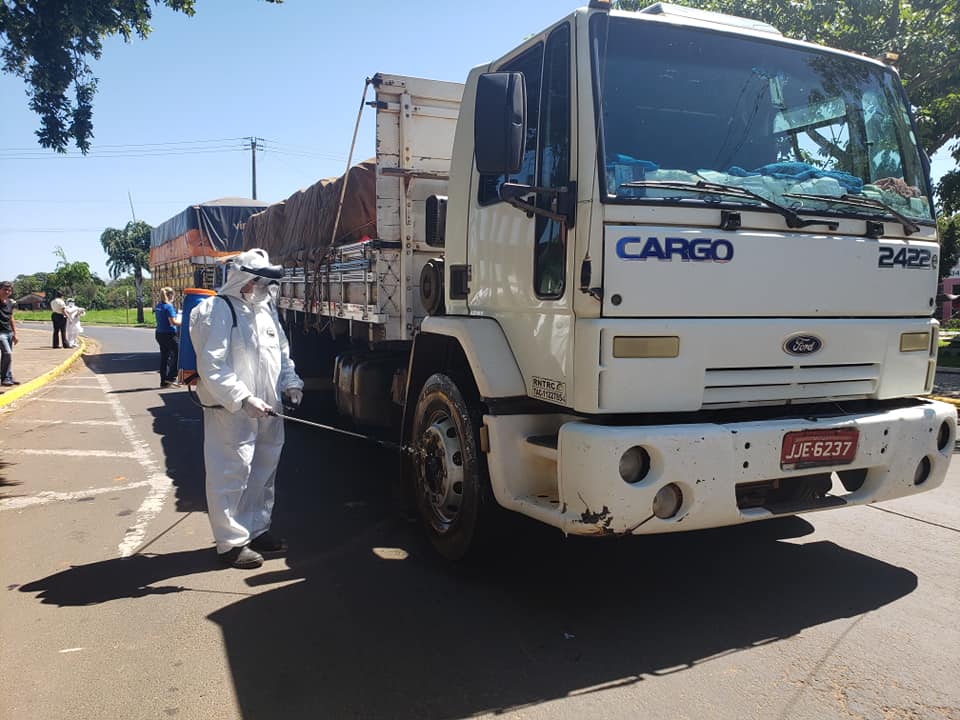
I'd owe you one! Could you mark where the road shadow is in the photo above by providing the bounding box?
[82,352,157,375]
[206,514,917,720]
[0,457,21,494]
[148,391,207,512]
[194,411,918,720]
[19,549,222,605]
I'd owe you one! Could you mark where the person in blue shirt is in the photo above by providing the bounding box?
[154,286,181,388]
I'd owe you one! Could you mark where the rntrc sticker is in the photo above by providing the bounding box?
[532,377,567,404]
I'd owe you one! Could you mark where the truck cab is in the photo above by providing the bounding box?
[405,2,954,557]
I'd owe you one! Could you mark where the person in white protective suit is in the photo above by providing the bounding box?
[189,248,304,568]
[64,299,85,348]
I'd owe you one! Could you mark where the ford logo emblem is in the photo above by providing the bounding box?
[783,334,823,355]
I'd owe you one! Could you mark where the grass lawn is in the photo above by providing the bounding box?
[16,308,155,328]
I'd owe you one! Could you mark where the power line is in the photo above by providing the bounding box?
[0,137,349,160]
[0,136,248,152]
[258,147,348,161]
[0,147,248,160]
[256,138,348,160]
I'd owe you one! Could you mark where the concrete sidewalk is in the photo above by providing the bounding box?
[0,324,85,408]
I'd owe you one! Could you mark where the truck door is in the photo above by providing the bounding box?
[469,23,575,405]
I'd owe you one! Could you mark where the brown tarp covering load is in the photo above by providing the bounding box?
[243,160,378,266]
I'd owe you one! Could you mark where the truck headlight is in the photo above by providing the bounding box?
[613,336,680,358]
[900,332,930,352]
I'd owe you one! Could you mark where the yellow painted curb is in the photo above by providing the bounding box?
[0,337,87,409]
[929,395,960,408]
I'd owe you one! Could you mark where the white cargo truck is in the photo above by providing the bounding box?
[251,1,954,559]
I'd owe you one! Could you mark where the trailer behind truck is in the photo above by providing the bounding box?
[150,197,268,301]
[241,1,953,559]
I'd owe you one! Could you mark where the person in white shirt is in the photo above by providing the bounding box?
[49,291,68,349]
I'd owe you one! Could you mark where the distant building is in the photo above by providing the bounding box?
[16,292,46,310]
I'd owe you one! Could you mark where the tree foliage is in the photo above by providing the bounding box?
[615,0,960,209]
[0,0,280,153]
[12,272,48,299]
[46,246,97,303]
[938,171,960,217]
[940,214,960,284]
[105,276,153,310]
[100,220,152,323]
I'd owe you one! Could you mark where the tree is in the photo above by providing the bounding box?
[47,246,94,298]
[940,215,960,283]
[614,0,960,200]
[105,275,153,309]
[73,278,107,310]
[100,220,152,322]
[938,170,960,218]
[12,272,48,299]
[0,0,280,153]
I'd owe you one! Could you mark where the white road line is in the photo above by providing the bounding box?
[1,448,139,458]
[96,374,176,557]
[54,384,108,389]
[34,398,111,405]
[0,481,152,510]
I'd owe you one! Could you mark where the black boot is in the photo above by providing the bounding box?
[218,545,264,569]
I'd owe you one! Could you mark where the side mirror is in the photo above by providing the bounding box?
[474,72,526,175]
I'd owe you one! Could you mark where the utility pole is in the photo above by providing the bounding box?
[249,136,259,199]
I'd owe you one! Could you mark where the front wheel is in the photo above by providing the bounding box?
[411,372,493,560]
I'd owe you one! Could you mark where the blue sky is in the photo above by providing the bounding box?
[1,0,956,282]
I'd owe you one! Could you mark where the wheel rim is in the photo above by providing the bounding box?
[417,410,465,531]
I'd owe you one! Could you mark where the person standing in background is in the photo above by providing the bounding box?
[0,281,20,386]
[154,286,181,388]
[50,290,68,349]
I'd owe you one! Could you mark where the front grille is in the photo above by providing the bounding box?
[703,363,879,406]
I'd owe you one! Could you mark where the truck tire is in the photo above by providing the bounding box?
[411,372,492,560]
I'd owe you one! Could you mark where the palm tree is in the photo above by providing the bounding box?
[100,221,152,323]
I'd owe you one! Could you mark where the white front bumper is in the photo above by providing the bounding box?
[555,400,955,535]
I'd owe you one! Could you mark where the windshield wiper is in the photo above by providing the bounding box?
[619,180,839,231]
[782,193,920,237]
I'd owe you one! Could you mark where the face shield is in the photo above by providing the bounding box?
[220,248,284,301]
[243,276,279,303]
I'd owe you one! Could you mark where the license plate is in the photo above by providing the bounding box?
[780,428,859,470]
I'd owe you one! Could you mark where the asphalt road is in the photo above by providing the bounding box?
[1,325,958,720]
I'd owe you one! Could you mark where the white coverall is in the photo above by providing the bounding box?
[189,252,303,553]
[64,300,85,348]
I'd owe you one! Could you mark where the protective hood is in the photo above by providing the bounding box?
[219,248,283,300]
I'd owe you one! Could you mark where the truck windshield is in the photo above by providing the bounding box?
[590,15,933,223]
